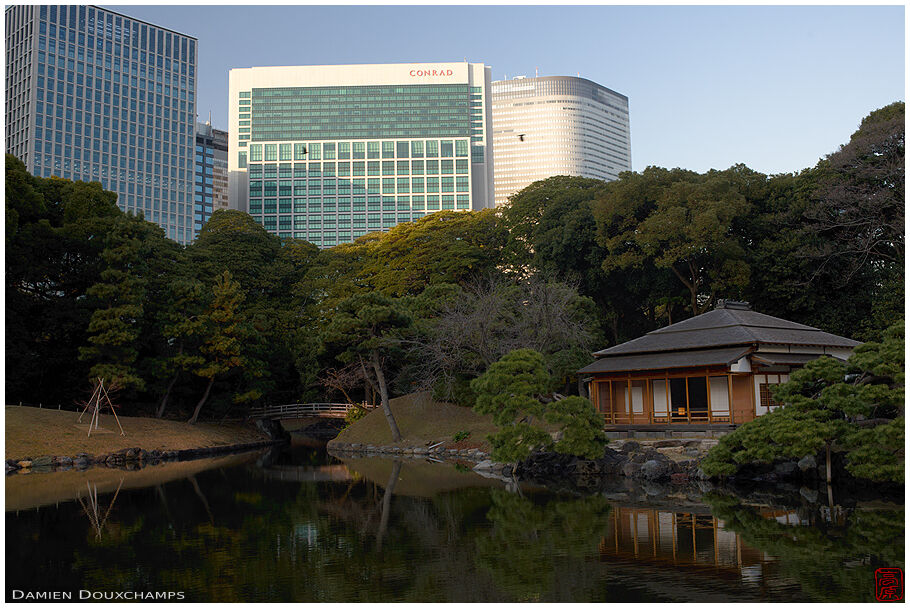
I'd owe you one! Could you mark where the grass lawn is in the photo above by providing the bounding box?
[5,406,269,461]
[339,456,509,497]
[6,451,262,512]
[333,391,501,450]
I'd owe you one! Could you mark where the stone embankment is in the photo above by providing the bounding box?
[328,438,720,484]
[5,440,282,475]
[516,439,716,485]
[329,441,492,463]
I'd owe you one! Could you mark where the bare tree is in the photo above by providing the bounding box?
[803,102,904,281]
[318,362,371,407]
[407,275,598,401]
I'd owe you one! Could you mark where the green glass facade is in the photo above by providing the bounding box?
[246,136,472,246]
[245,84,483,141]
[239,84,484,246]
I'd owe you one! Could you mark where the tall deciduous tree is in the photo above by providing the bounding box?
[360,209,508,297]
[500,175,668,344]
[407,276,599,406]
[6,155,122,404]
[803,102,904,276]
[595,166,754,316]
[321,293,413,441]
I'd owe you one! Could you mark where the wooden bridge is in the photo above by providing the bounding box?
[249,402,376,420]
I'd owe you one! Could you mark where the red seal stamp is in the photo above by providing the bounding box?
[875,568,904,601]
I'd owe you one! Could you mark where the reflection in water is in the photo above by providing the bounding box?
[77,479,124,541]
[5,444,904,602]
[599,506,798,593]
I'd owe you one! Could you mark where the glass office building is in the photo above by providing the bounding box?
[193,120,228,238]
[5,5,198,244]
[228,62,494,247]
[491,75,631,206]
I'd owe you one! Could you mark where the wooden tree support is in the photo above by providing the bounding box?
[77,478,124,540]
[78,378,125,437]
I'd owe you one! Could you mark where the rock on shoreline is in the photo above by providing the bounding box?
[326,438,719,485]
[5,440,284,475]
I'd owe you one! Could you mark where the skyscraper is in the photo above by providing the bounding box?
[5,5,198,244]
[193,120,228,238]
[491,75,631,206]
[228,62,494,247]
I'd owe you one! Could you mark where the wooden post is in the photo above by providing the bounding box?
[713,518,719,566]
[671,512,677,563]
[706,374,713,424]
[727,374,734,424]
[748,374,756,422]
[685,377,691,423]
[691,513,697,563]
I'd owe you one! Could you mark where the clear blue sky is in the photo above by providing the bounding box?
[108,4,904,175]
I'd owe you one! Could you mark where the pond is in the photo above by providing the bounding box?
[5,435,904,602]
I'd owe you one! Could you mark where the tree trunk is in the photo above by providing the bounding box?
[156,373,180,418]
[825,443,832,484]
[375,460,402,552]
[371,350,402,442]
[188,377,214,425]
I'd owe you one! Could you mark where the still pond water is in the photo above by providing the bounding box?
[6,436,904,602]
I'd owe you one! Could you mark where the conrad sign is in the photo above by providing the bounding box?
[409,68,455,77]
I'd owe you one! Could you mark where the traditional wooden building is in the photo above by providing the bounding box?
[578,301,860,435]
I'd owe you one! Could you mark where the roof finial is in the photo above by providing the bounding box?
[716,300,751,310]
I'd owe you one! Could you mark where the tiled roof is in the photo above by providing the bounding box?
[579,346,752,374]
[593,307,860,358]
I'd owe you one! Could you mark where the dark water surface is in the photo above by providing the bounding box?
[6,437,904,602]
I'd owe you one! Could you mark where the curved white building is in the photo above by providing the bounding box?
[491,75,631,206]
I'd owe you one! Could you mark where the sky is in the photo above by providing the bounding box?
[107,4,905,175]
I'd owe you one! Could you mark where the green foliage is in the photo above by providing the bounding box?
[358,210,509,297]
[595,165,754,316]
[4,101,904,426]
[471,349,605,462]
[344,405,370,428]
[702,320,904,482]
[78,215,167,390]
[452,430,471,443]
[704,493,904,602]
[474,490,614,601]
[321,293,412,363]
[544,396,607,460]
[321,292,413,440]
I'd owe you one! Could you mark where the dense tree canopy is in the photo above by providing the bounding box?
[4,101,903,435]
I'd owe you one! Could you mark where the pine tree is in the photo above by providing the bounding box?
[321,293,412,441]
[471,349,605,462]
[78,215,159,391]
[188,271,259,424]
[701,320,904,482]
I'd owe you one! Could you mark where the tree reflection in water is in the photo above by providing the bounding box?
[5,454,905,602]
[703,492,904,602]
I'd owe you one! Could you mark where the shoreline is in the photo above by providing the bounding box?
[6,439,287,475]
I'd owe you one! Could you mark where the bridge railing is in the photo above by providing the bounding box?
[249,403,376,419]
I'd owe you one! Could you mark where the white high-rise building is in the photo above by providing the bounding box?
[491,75,631,206]
[228,62,494,247]
[5,5,198,243]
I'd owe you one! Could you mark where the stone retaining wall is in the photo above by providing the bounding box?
[327,441,491,462]
[5,440,283,475]
[327,437,724,485]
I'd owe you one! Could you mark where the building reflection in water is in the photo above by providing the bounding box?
[599,506,804,585]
